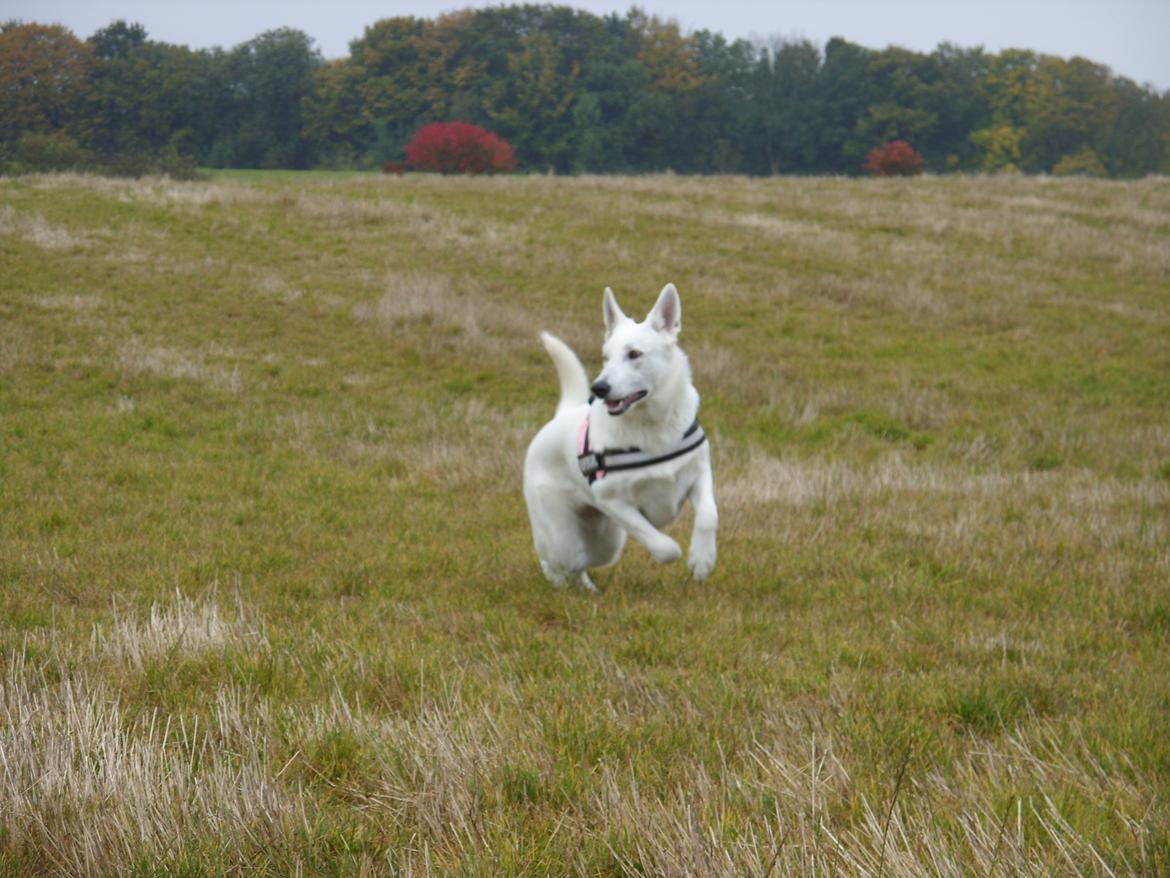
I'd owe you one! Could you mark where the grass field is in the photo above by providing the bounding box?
[2,170,1169,876]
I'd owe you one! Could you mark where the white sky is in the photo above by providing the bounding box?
[4,0,1168,90]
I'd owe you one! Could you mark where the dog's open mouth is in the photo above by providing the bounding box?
[604,390,648,416]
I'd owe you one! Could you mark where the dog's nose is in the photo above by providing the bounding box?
[591,379,611,400]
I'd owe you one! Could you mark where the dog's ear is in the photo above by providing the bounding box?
[648,283,681,340]
[603,287,626,337]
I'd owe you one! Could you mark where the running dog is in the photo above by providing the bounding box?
[523,284,717,590]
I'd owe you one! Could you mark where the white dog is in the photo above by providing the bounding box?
[523,283,717,590]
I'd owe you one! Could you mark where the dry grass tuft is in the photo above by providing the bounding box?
[0,667,306,875]
[91,591,268,669]
[353,272,533,352]
[354,273,482,335]
[1,597,301,877]
[31,293,103,311]
[0,205,87,251]
[592,713,1152,877]
[118,339,244,394]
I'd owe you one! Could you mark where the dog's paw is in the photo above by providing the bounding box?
[540,561,570,588]
[649,537,683,565]
[688,542,716,581]
[683,533,711,580]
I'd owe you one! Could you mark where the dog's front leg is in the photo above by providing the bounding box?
[594,498,682,564]
[687,462,718,581]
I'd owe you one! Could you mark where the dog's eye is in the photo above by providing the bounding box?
[627,349,642,361]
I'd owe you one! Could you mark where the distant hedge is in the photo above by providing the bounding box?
[2,11,1167,177]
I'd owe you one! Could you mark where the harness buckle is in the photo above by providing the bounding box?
[577,452,604,479]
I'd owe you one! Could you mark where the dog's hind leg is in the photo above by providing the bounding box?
[532,498,625,590]
[579,511,626,570]
[539,560,597,592]
[540,560,572,588]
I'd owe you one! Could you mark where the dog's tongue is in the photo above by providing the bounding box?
[604,392,645,415]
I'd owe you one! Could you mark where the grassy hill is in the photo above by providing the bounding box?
[1,171,1168,875]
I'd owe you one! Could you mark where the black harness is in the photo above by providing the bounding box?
[577,410,707,485]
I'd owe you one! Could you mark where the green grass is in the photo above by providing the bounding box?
[2,170,1169,876]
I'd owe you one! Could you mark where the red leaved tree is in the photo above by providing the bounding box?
[864,140,924,177]
[403,122,516,174]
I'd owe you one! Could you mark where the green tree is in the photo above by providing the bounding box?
[86,25,222,162]
[481,31,575,169]
[312,15,457,167]
[851,47,939,170]
[628,8,706,93]
[570,91,606,172]
[90,19,146,60]
[928,43,991,170]
[816,38,873,173]
[1021,55,1117,173]
[969,49,1036,172]
[302,58,370,166]
[1051,145,1107,177]
[1105,77,1170,177]
[690,31,756,173]
[219,28,322,168]
[578,57,658,171]
[755,38,822,174]
[969,124,1024,172]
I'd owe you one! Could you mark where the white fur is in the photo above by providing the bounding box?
[523,284,718,590]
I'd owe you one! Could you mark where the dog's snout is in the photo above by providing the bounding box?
[591,379,611,400]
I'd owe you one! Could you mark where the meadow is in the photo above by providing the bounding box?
[1,170,1168,876]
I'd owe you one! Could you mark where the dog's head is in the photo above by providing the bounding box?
[591,283,687,417]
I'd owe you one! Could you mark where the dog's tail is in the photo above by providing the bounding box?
[540,332,589,415]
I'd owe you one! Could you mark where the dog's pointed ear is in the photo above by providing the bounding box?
[649,283,681,340]
[603,287,626,336]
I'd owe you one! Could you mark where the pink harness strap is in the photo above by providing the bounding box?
[578,414,604,481]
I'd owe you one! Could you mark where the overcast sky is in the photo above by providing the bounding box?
[5,0,1169,90]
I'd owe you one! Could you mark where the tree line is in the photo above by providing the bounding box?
[2,5,1168,177]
